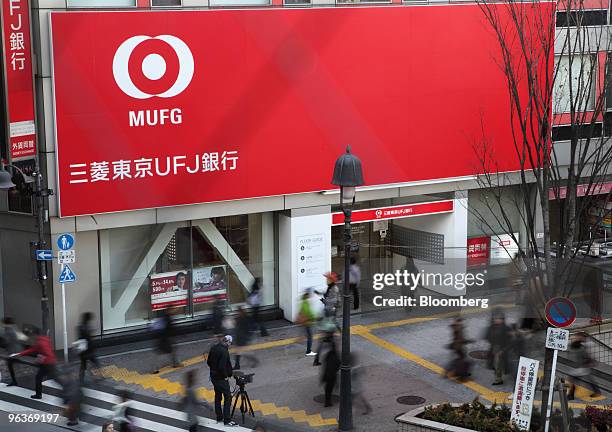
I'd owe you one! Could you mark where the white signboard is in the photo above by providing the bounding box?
[511,356,540,431]
[58,250,76,264]
[490,233,519,265]
[546,327,570,351]
[373,220,389,232]
[297,233,327,292]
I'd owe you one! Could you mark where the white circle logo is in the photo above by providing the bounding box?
[112,35,194,99]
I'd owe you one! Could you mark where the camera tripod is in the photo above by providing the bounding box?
[231,382,255,424]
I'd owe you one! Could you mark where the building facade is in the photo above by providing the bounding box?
[0,0,574,347]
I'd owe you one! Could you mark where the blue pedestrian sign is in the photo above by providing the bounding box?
[35,250,53,261]
[57,233,74,251]
[59,264,77,283]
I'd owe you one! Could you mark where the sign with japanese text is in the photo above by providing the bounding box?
[1,0,36,161]
[545,327,569,351]
[511,356,540,431]
[49,4,554,217]
[192,265,227,305]
[150,270,189,311]
[467,236,490,268]
[331,200,454,226]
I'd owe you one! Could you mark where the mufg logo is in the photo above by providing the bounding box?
[112,35,194,127]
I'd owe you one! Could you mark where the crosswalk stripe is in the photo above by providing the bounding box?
[43,380,252,431]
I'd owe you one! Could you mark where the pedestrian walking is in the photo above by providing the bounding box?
[180,370,201,432]
[211,295,226,337]
[320,335,340,407]
[247,278,268,337]
[566,332,602,399]
[11,327,60,399]
[207,335,238,427]
[112,390,135,432]
[1,317,26,386]
[315,272,340,327]
[152,309,181,374]
[62,366,83,426]
[233,307,258,370]
[76,312,100,382]
[349,257,361,310]
[350,353,372,415]
[313,326,336,368]
[297,291,317,357]
[506,323,526,400]
[485,311,511,385]
[445,317,472,381]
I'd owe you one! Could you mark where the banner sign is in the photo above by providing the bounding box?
[490,233,519,265]
[2,0,36,161]
[50,4,554,217]
[511,356,539,431]
[150,270,189,311]
[192,265,227,304]
[467,236,490,268]
[331,200,454,226]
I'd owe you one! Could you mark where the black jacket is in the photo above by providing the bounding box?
[207,342,233,380]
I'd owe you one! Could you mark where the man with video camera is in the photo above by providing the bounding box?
[207,335,238,427]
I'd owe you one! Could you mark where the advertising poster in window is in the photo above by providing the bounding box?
[193,265,227,304]
[490,233,519,265]
[467,236,490,268]
[150,270,189,311]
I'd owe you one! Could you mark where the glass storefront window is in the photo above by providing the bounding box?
[100,213,276,331]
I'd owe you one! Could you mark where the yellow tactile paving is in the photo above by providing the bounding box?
[95,365,337,427]
[357,327,611,408]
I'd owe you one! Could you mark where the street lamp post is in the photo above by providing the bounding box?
[0,163,53,335]
[331,146,364,431]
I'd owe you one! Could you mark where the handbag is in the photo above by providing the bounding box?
[72,339,88,353]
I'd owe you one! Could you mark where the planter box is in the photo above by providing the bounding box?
[395,406,477,432]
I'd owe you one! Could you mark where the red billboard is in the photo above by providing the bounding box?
[2,0,37,161]
[331,200,454,226]
[467,236,490,268]
[50,4,553,217]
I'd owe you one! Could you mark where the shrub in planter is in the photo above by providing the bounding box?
[421,399,522,432]
[584,406,612,432]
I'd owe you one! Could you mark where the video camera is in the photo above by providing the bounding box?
[233,371,254,386]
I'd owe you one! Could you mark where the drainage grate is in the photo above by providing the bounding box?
[396,396,426,405]
[469,350,489,360]
[314,394,340,404]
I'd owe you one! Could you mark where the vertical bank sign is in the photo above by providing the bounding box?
[2,0,36,161]
[50,4,554,217]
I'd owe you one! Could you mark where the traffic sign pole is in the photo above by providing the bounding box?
[544,349,558,432]
[61,263,68,363]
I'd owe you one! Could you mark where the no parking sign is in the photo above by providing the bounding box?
[544,297,576,328]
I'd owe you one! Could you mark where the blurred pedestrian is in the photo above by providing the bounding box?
[247,278,268,337]
[485,311,511,385]
[350,353,372,415]
[207,335,237,426]
[112,390,134,432]
[297,291,317,357]
[152,309,181,374]
[62,365,83,426]
[316,272,340,321]
[506,323,526,400]
[566,332,602,399]
[180,370,201,432]
[349,257,361,310]
[1,317,25,386]
[211,295,226,337]
[11,326,60,399]
[76,312,100,382]
[320,334,340,407]
[233,307,258,370]
[102,422,114,432]
[445,317,472,381]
